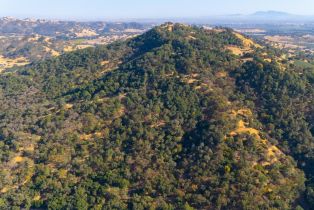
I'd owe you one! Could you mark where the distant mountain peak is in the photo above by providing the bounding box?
[251,11,294,17]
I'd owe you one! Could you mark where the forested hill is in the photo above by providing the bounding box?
[0,23,313,209]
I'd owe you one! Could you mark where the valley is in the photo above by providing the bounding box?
[0,17,153,72]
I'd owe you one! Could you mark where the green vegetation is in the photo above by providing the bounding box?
[0,23,312,209]
[294,60,314,69]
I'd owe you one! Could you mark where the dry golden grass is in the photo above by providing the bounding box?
[98,60,117,75]
[261,146,282,167]
[165,72,175,77]
[1,155,35,194]
[115,106,126,118]
[100,68,114,75]
[58,169,68,179]
[0,56,29,72]
[63,43,94,52]
[27,35,40,42]
[63,45,74,52]
[182,73,200,84]
[161,23,174,32]
[235,126,260,136]
[167,25,173,32]
[237,120,246,128]
[94,132,103,137]
[267,145,282,157]
[78,131,104,141]
[211,28,226,33]
[19,144,35,152]
[241,57,254,62]
[229,109,264,140]
[33,195,41,201]
[49,153,70,164]
[1,169,34,194]
[216,71,227,78]
[80,134,93,141]
[186,78,198,84]
[233,32,262,48]
[64,103,73,109]
[150,120,166,128]
[226,33,262,57]
[50,49,60,56]
[118,93,127,100]
[74,29,98,37]
[75,44,93,50]
[0,187,9,193]
[229,120,260,137]
[226,46,244,56]
[238,109,253,116]
[187,35,196,40]
[44,37,52,44]
[1,185,19,194]
[11,156,24,164]
[230,109,252,117]
[228,108,284,168]
[101,60,110,65]
[43,46,60,57]
[194,85,202,90]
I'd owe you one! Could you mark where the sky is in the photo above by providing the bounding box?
[0,0,314,20]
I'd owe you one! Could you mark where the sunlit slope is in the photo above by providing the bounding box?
[0,23,311,209]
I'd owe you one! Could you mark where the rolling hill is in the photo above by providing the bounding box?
[0,23,313,209]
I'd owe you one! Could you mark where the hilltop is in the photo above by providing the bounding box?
[0,23,313,209]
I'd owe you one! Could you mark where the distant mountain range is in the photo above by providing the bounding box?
[251,11,295,17]
[206,11,314,24]
[247,11,309,20]
[127,11,314,25]
[1,11,314,26]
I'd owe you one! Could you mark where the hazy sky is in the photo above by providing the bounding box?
[0,0,314,20]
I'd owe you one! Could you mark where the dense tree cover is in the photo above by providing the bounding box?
[0,23,312,209]
[233,59,314,207]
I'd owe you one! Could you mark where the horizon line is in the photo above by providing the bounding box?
[1,10,314,22]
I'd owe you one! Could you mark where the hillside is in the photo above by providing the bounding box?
[0,23,313,209]
[0,17,152,72]
[0,17,150,37]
